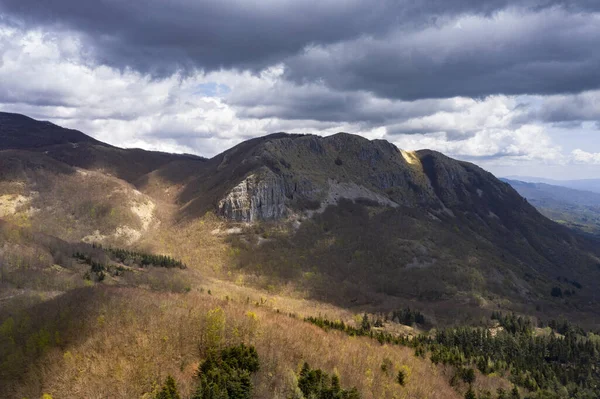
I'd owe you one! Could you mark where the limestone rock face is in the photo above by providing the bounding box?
[218,170,288,222]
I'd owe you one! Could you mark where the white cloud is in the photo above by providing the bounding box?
[571,149,600,165]
[391,124,564,163]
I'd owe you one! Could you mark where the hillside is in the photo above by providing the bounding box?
[3,113,600,398]
[0,111,205,183]
[154,133,600,320]
[0,112,102,150]
[503,178,600,235]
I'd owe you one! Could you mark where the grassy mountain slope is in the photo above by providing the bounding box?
[3,113,600,321]
[1,220,491,399]
[0,150,159,244]
[5,284,507,399]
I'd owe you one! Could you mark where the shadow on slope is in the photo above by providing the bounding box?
[0,287,104,396]
[225,198,600,326]
[0,111,206,184]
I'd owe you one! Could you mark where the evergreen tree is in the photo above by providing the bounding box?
[361,313,371,332]
[297,363,361,399]
[464,386,476,399]
[396,370,406,386]
[194,344,259,399]
[156,375,180,399]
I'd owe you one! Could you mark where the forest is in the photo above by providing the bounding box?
[307,312,600,399]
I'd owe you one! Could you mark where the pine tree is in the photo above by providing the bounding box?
[331,374,341,393]
[396,370,406,386]
[461,368,476,384]
[156,375,180,399]
[361,313,371,332]
[464,386,476,399]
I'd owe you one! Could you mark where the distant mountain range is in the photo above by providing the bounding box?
[505,175,600,194]
[503,178,600,236]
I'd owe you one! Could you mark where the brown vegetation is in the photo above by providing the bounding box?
[2,286,472,399]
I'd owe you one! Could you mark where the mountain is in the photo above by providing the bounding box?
[162,133,600,318]
[3,112,600,318]
[503,178,600,235]
[3,112,600,398]
[506,175,600,194]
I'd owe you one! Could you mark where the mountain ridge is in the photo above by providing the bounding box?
[505,175,600,194]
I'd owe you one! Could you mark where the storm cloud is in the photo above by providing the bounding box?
[0,0,599,178]
[1,1,598,97]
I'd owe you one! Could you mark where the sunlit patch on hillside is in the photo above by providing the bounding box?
[131,199,155,230]
[401,150,421,166]
[0,194,30,218]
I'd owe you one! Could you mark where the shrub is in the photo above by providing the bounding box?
[551,286,563,298]
[460,368,476,384]
[380,358,392,374]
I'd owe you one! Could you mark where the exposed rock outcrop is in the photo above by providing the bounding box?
[218,170,288,222]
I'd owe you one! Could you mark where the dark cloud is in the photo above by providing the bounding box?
[0,88,74,107]
[1,0,600,144]
[0,0,398,75]
[533,93,600,123]
[228,82,464,125]
[1,0,598,88]
[283,8,600,100]
[507,91,600,126]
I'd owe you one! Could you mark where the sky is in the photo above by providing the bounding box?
[0,1,599,179]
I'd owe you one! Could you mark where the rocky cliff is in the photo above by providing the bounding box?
[217,169,289,222]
